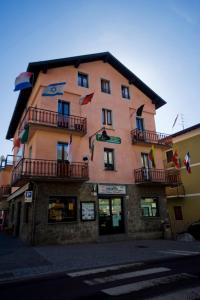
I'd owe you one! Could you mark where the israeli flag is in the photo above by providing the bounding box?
[42,82,66,96]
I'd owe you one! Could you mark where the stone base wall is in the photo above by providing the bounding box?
[8,181,168,245]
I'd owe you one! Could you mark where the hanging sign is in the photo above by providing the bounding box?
[96,133,121,144]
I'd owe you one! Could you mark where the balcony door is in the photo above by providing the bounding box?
[99,197,124,235]
[141,153,151,180]
[58,100,70,128]
[57,142,69,177]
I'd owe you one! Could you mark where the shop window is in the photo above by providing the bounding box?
[140,198,159,217]
[78,72,88,88]
[48,196,77,223]
[121,85,130,99]
[174,206,183,220]
[101,79,111,94]
[104,148,114,170]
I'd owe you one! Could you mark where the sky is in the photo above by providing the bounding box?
[1,0,200,157]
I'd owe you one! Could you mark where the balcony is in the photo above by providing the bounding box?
[134,168,181,186]
[19,107,87,136]
[0,185,11,199]
[131,129,171,147]
[166,184,185,198]
[11,158,89,186]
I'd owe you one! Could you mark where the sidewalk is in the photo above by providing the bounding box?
[1,232,200,284]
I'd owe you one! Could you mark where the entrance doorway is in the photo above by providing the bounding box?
[15,202,21,236]
[98,197,124,235]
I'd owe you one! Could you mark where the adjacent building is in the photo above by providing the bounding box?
[4,52,180,245]
[164,123,200,236]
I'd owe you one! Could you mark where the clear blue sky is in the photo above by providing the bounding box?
[1,0,200,156]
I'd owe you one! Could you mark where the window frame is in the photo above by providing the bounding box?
[104,148,115,171]
[48,196,77,223]
[101,79,111,94]
[140,197,159,217]
[136,116,144,131]
[121,85,130,99]
[102,108,112,126]
[78,72,89,88]
[174,206,183,220]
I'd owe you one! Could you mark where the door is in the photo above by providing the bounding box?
[58,100,70,128]
[141,153,151,180]
[99,197,124,235]
[57,143,70,177]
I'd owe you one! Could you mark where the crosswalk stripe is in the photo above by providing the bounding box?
[149,286,200,299]
[159,250,200,256]
[84,267,170,286]
[102,273,196,296]
[67,262,143,277]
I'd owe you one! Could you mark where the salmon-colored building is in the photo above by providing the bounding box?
[4,52,180,244]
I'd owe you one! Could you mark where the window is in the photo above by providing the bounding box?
[136,117,144,131]
[174,206,183,220]
[140,198,159,217]
[78,72,88,88]
[121,85,130,99]
[57,143,68,161]
[29,146,32,159]
[48,196,77,223]
[104,148,114,170]
[101,79,111,94]
[102,109,112,125]
[166,150,173,163]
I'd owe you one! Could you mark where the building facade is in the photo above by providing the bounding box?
[4,52,180,245]
[164,124,200,236]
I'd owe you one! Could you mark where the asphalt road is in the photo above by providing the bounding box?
[1,255,200,300]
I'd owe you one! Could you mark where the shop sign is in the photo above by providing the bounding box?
[98,184,126,195]
[96,133,121,144]
[24,190,33,203]
[81,202,95,221]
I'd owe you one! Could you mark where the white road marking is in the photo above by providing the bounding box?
[84,267,170,285]
[159,250,200,256]
[102,273,196,296]
[149,286,200,300]
[67,262,143,277]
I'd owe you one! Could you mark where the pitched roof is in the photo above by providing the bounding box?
[6,52,166,139]
[171,123,200,138]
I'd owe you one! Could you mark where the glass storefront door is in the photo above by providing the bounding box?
[99,197,124,235]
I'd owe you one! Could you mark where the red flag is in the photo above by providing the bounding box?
[80,93,94,105]
[12,137,21,150]
[172,150,180,169]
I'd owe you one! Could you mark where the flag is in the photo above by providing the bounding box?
[172,149,180,169]
[12,137,21,150]
[184,152,191,174]
[80,93,94,105]
[136,105,144,116]
[148,145,156,168]
[172,114,179,128]
[90,139,95,161]
[19,126,29,144]
[67,135,72,163]
[14,72,33,91]
[42,82,66,96]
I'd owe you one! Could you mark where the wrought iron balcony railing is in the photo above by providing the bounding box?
[134,168,181,186]
[131,129,171,147]
[0,185,11,198]
[11,158,89,186]
[18,107,87,135]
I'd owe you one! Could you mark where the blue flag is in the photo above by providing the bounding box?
[42,82,66,96]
